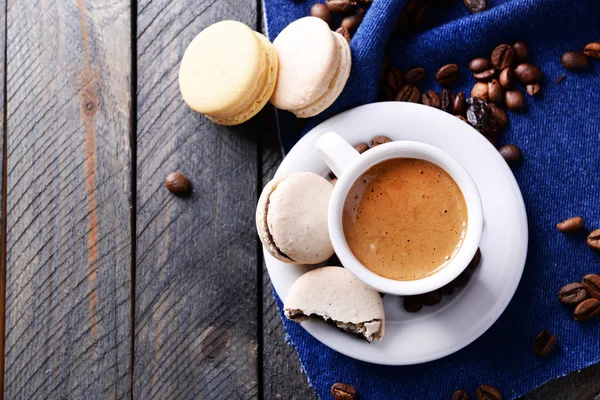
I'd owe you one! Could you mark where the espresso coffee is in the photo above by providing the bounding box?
[343,158,468,281]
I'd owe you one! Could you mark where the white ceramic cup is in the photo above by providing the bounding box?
[316,131,483,296]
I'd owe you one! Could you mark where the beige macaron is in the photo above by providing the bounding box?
[270,17,352,118]
[256,172,334,264]
[284,267,385,342]
[179,20,278,125]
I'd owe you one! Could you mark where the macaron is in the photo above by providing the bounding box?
[179,20,278,126]
[270,17,352,118]
[284,267,385,342]
[256,172,334,264]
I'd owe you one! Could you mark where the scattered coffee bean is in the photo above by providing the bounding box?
[488,103,508,130]
[331,382,357,400]
[473,68,497,82]
[466,97,496,134]
[413,4,429,25]
[405,67,427,85]
[467,248,481,270]
[440,89,455,113]
[354,142,370,154]
[441,284,455,296]
[336,26,352,43]
[558,282,589,305]
[436,64,460,86]
[487,79,504,104]
[453,92,467,116]
[452,389,470,400]
[512,41,528,63]
[471,82,490,101]
[463,0,487,14]
[583,42,600,59]
[311,3,333,26]
[582,274,600,300]
[555,75,566,83]
[498,144,523,167]
[326,0,357,14]
[587,229,600,251]
[371,135,392,147]
[341,8,365,31]
[469,58,491,73]
[403,296,423,313]
[491,44,515,70]
[574,298,600,321]
[514,63,542,85]
[561,51,589,71]
[533,329,558,356]
[165,172,191,195]
[422,90,441,108]
[504,89,525,112]
[456,115,468,122]
[387,68,405,91]
[526,83,540,96]
[484,134,497,147]
[499,68,514,88]
[476,384,503,400]
[556,216,584,233]
[396,85,421,103]
[422,290,442,306]
[452,271,470,287]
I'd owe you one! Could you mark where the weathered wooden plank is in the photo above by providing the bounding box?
[3,1,132,398]
[134,1,259,398]
[0,0,6,395]
[522,363,600,400]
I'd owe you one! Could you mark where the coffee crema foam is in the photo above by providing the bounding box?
[342,158,468,281]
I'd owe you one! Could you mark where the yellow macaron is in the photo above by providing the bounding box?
[179,21,278,126]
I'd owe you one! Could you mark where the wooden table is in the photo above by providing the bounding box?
[0,0,597,399]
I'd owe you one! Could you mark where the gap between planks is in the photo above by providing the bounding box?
[0,0,8,398]
[130,0,138,399]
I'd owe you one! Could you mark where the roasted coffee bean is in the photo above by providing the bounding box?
[311,3,333,26]
[452,390,470,400]
[574,298,600,321]
[558,282,589,305]
[467,248,481,270]
[441,284,455,296]
[469,58,491,73]
[556,75,566,83]
[456,115,468,122]
[476,384,503,400]
[452,271,470,287]
[387,68,405,91]
[557,216,584,233]
[436,64,460,86]
[413,4,429,25]
[405,67,427,85]
[165,172,191,195]
[583,42,600,59]
[440,88,455,113]
[526,83,540,96]
[582,274,600,300]
[561,51,589,71]
[504,89,525,112]
[463,0,487,13]
[491,44,515,70]
[354,142,370,154]
[336,26,352,43]
[453,92,467,116]
[514,63,542,85]
[484,134,497,147]
[396,85,421,103]
[403,296,423,313]
[488,103,508,130]
[587,229,600,251]
[422,90,441,108]
[473,68,497,82]
[471,82,490,101]
[466,97,496,134]
[512,41,528,63]
[533,329,558,356]
[341,8,365,31]
[326,0,357,14]
[422,290,443,306]
[371,135,392,147]
[331,382,357,400]
[498,144,522,167]
[487,79,503,104]
[499,68,514,88]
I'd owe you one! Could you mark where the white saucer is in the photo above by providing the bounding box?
[264,102,528,365]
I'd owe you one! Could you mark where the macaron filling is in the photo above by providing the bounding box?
[264,196,296,262]
[286,310,384,343]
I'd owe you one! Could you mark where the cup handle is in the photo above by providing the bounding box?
[315,132,360,178]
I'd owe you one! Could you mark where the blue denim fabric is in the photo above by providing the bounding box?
[264,1,600,398]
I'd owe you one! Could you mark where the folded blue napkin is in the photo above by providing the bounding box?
[264,0,600,398]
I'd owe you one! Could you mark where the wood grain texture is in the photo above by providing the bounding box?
[0,0,6,394]
[3,0,132,399]
[522,363,600,400]
[134,1,259,398]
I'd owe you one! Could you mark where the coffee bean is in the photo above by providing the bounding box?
[488,103,508,130]
[456,115,468,122]
[526,83,540,96]
[491,44,515,70]
[452,271,470,287]
[582,274,600,300]
[331,382,357,400]
[533,329,558,356]
[558,282,589,305]
[512,41,528,63]
[504,89,525,112]
[413,4,429,25]
[341,8,365,31]
[452,390,470,400]
[484,134,497,147]
[403,296,423,313]
[453,92,467,116]
[371,135,392,147]
[583,42,600,59]
[311,3,333,26]
[405,67,427,85]
[499,68,514,89]
[471,82,490,101]
[396,85,421,103]
[441,284,455,296]
[463,0,487,14]
[469,58,491,73]
[440,88,455,113]
[466,97,496,134]
[165,172,191,195]
[387,68,405,91]
[422,90,441,108]
[561,51,589,71]
[326,0,357,14]
[587,229,600,251]
[476,384,503,400]
[436,64,460,86]
[473,68,497,82]
[354,142,370,154]
[557,216,584,233]
[467,248,481,270]
[488,79,504,104]
[514,63,542,85]
[498,144,522,167]
[336,26,352,43]
[422,290,442,306]
[574,298,600,321]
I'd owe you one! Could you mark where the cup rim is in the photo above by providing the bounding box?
[329,140,483,296]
